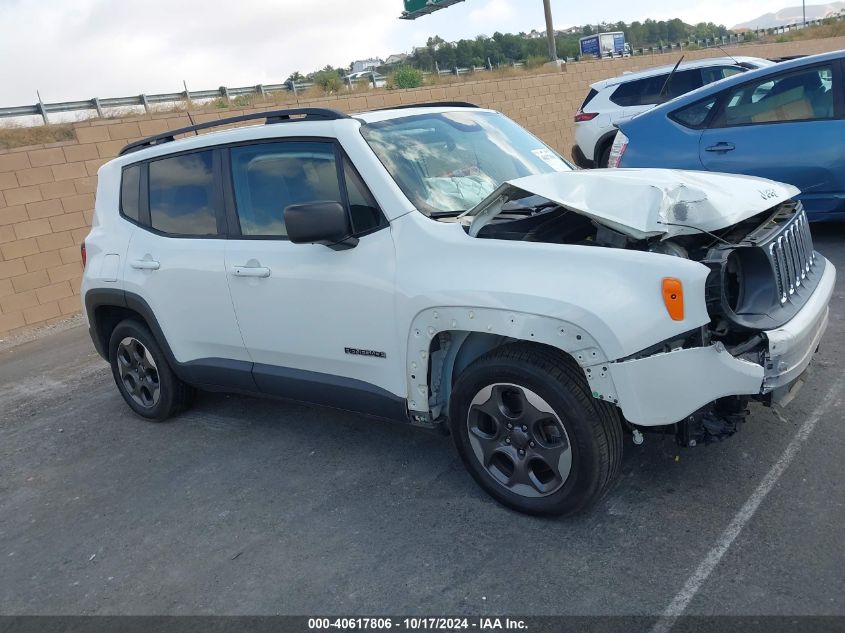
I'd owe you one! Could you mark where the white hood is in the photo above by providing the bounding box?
[466,169,800,240]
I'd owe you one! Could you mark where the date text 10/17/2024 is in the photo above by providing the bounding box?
[308,617,528,631]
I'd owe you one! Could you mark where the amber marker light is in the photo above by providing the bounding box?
[662,277,684,321]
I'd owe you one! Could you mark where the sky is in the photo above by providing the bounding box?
[0,0,790,107]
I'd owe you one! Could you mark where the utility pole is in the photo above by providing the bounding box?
[803,0,806,26]
[543,0,558,61]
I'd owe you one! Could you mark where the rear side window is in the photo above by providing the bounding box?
[610,75,668,107]
[579,88,599,111]
[664,69,704,100]
[610,78,650,107]
[611,70,704,107]
[120,164,141,222]
[671,96,719,129]
[701,66,744,85]
[148,151,218,236]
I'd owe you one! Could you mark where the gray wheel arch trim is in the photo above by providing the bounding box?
[595,129,619,165]
[407,307,618,419]
[85,288,178,367]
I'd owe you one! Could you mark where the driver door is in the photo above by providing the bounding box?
[222,139,404,417]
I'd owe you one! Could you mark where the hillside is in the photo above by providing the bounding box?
[732,2,845,29]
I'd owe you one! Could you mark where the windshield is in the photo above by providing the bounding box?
[360,110,572,216]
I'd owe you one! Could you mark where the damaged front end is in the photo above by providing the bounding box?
[677,397,751,447]
[458,170,834,447]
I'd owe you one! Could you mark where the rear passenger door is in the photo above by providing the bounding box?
[699,62,845,217]
[222,139,402,411]
[122,149,250,369]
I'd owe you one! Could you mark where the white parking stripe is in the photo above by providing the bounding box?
[650,374,845,633]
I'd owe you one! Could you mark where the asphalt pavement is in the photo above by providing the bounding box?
[1,224,844,617]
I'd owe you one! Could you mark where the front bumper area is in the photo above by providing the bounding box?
[608,345,764,426]
[762,255,835,395]
[606,255,835,426]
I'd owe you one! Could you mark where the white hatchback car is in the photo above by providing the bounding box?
[82,104,833,516]
[573,56,774,168]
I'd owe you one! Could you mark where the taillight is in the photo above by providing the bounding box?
[574,111,599,123]
[81,242,87,269]
[607,131,629,168]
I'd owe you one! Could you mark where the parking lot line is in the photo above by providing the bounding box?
[650,373,845,633]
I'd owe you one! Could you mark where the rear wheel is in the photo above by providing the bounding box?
[449,344,622,516]
[108,319,195,421]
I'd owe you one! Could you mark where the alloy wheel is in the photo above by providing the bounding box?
[466,383,572,498]
[116,337,161,408]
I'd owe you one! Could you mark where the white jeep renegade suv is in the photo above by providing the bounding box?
[81,104,835,516]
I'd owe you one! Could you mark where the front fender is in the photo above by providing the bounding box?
[405,306,619,418]
[392,213,713,420]
[393,213,712,362]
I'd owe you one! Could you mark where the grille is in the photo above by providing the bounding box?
[769,206,816,305]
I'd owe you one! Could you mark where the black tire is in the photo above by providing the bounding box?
[598,143,612,168]
[449,343,622,516]
[108,319,195,421]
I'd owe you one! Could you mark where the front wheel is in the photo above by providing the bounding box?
[449,344,622,516]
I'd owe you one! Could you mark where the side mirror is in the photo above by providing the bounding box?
[284,201,358,250]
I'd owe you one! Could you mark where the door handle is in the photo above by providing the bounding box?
[705,142,735,153]
[232,265,271,278]
[130,259,160,270]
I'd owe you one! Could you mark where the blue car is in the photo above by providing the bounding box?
[609,50,845,221]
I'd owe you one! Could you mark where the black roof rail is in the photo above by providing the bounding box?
[372,101,479,111]
[119,108,351,156]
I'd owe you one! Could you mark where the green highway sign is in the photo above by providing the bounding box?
[400,0,466,20]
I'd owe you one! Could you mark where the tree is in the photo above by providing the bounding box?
[427,35,446,49]
[455,39,475,67]
[310,66,342,93]
[293,15,734,78]
[628,21,643,46]
[667,18,686,42]
[392,66,425,89]
[434,42,456,69]
[410,46,435,72]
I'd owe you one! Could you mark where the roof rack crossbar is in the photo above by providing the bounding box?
[119,107,350,156]
[373,101,479,111]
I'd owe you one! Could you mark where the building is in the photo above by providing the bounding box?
[350,58,382,73]
[384,53,408,65]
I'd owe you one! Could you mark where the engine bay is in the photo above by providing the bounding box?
[455,198,820,354]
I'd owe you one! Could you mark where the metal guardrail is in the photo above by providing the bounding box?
[0,81,321,123]
[3,14,842,125]
[0,78,384,124]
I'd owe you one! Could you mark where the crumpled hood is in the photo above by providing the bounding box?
[466,169,800,239]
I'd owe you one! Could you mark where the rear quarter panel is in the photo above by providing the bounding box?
[80,162,136,324]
